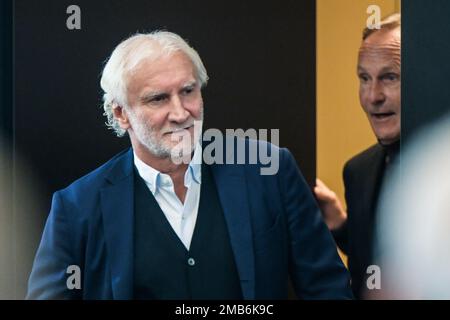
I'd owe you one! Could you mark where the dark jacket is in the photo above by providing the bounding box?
[333,143,389,299]
[27,138,352,300]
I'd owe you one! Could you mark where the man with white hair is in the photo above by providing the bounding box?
[27,31,352,299]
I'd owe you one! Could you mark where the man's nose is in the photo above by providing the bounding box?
[369,81,386,106]
[168,95,190,123]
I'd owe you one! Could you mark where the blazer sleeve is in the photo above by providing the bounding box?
[26,191,80,299]
[279,148,353,299]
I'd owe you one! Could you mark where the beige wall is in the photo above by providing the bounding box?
[316,0,400,208]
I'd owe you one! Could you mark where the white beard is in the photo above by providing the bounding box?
[128,107,203,161]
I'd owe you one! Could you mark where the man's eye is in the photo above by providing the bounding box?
[182,87,194,95]
[358,74,369,82]
[147,94,168,104]
[153,96,165,102]
[382,73,399,82]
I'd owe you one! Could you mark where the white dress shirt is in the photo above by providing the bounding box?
[133,145,202,250]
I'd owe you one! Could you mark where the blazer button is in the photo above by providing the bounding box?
[187,257,195,266]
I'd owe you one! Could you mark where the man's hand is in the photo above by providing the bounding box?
[314,179,347,230]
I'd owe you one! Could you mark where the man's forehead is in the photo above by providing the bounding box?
[358,47,400,71]
[359,46,400,60]
[358,29,400,70]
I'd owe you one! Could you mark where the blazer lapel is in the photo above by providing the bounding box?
[100,149,135,299]
[210,163,256,300]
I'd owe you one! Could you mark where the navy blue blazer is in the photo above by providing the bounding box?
[27,139,352,299]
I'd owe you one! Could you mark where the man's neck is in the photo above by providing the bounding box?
[379,139,400,164]
[133,143,190,203]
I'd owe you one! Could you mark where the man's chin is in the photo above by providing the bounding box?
[372,125,400,144]
[159,141,194,161]
[141,135,197,161]
[377,134,400,145]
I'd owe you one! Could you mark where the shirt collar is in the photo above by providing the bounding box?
[133,143,202,195]
[186,142,202,186]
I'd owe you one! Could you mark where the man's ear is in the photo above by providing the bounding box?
[112,105,131,130]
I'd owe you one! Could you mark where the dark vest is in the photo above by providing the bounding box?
[133,164,243,299]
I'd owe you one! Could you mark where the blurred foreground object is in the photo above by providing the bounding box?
[0,138,13,298]
[0,138,44,299]
[376,115,450,299]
